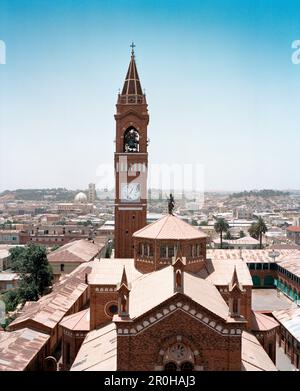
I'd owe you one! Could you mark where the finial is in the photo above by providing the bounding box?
[130,41,136,56]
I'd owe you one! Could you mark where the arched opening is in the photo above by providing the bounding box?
[252,275,261,287]
[124,127,139,152]
[232,298,239,315]
[264,275,274,287]
[180,361,194,371]
[176,270,182,288]
[164,362,177,372]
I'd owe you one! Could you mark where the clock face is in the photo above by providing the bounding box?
[121,183,140,201]
[170,343,186,360]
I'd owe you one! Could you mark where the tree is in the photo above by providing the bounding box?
[9,245,53,302]
[224,230,233,240]
[191,219,198,226]
[248,223,259,239]
[248,217,268,249]
[239,230,246,238]
[199,221,208,226]
[256,217,268,249]
[214,218,229,249]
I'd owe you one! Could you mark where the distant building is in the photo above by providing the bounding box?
[0,272,19,292]
[234,207,253,220]
[74,192,87,203]
[213,236,260,249]
[88,183,96,204]
[0,230,20,245]
[47,239,107,281]
[286,226,300,245]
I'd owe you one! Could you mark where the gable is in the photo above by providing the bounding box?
[116,294,244,338]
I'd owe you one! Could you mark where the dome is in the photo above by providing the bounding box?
[74,192,87,203]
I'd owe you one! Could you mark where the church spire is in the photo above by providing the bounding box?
[119,43,145,104]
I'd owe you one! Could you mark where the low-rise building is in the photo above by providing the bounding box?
[47,239,106,281]
[273,307,300,370]
[287,226,300,245]
[0,230,20,245]
[0,272,19,291]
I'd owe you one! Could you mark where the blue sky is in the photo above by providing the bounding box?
[0,0,300,191]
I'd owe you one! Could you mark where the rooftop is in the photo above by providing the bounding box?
[9,262,93,331]
[241,331,277,371]
[198,259,253,286]
[71,322,117,371]
[277,252,300,278]
[89,258,142,285]
[287,226,300,233]
[133,214,207,240]
[59,308,90,331]
[251,311,279,331]
[272,307,300,342]
[0,328,50,371]
[127,266,234,322]
[207,249,299,263]
[48,239,105,264]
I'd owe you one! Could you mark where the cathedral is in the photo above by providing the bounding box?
[60,46,277,371]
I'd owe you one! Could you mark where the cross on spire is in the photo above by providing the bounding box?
[130,41,136,55]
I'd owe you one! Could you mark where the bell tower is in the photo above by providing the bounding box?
[114,44,149,258]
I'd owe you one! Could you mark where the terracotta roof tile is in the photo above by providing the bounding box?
[133,214,207,240]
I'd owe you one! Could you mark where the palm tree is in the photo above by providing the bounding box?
[214,218,230,249]
[248,217,268,249]
[256,217,268,249]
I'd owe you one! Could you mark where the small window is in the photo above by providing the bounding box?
[160,246,167,258]
[60,264,65,272]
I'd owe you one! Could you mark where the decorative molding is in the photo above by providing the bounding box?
[116,302,241,337]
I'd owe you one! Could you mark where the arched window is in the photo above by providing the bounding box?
[124,127,139,152]
[164,362,177,372]
[180,362,194,371]
[232,298,239,315]
[176,270,182,288]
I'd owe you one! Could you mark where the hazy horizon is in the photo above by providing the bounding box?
[1,0,300,192]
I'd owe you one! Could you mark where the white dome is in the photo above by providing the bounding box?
[74,192,87,203]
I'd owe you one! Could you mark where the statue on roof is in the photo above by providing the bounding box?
[168,193,175,215]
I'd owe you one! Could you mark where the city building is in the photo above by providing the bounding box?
[88,184,96,204]
[48,239,107,281]
[287,226,300,245]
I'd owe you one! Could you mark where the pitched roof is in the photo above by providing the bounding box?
[251,311,279,331]
[207,248,299,263]
[48,239,104,264]
[133,214,207,240]
[128,266,231,321]
[272,307,300,342]
[59,308,90,331]
[88,258,142,285]
[0,328,50,371]
[198,259,253,286]
[241,331,277,371]
[9,262,93,331]
[277,252,300,278]
[71,323,117,371]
